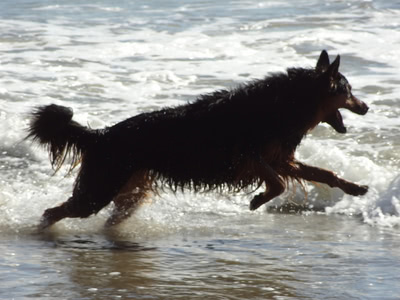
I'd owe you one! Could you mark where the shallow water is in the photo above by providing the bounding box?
[1,0,400,299]
[2,214,400,299]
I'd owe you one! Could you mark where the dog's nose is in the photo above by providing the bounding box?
[360,103,369,115]
[350,95,369,115]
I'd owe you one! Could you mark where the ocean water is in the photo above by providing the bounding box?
[1,0,400,299]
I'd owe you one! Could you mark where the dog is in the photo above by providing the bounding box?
[28,50,369,230]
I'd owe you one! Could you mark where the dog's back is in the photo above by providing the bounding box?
[101,70,323,190]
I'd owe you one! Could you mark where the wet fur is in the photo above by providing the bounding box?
[28,50,369,229]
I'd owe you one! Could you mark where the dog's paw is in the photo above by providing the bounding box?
[37,217,51,232]
[357,185,369,195]
[249,194,264,211]
[347,184,369,196]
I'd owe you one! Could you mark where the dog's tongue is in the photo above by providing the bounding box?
[325,110,346,133]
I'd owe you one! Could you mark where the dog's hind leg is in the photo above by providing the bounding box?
[38,179,118,231]
[38,199,74,230]
[38,195,98,230]
[287,162,368,196]
[105,171,152,227]
[250,159,286,211]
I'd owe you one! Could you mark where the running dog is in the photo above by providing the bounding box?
[28,50,369,229]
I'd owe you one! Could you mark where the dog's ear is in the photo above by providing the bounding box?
[316,50,330,72]
[326,55,340,79]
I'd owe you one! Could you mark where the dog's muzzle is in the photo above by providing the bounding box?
[345,95,369,115]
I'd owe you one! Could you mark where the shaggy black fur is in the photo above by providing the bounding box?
[28,50,369,229]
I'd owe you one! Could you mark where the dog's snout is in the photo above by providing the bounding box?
[347,95,369,115]
[356,100,369,115]
[361,104,369,115]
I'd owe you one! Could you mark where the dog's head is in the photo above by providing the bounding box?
[316,50,369,133]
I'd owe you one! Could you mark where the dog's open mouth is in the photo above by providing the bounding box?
[325,110,346,133]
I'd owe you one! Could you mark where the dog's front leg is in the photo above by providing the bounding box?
[250,158,285,211]
[288,162,368,196]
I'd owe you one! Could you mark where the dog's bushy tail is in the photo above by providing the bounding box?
[27,104,95,173]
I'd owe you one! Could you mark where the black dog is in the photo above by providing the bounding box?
[28,50,369,229]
